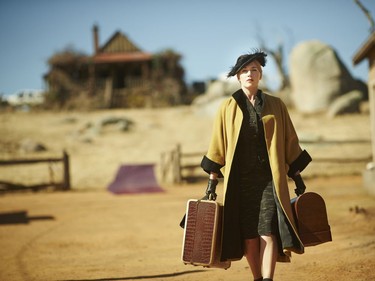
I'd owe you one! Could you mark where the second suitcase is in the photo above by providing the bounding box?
[291,192,332,246]
[181,199,231,269]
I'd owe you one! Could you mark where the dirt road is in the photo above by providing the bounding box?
[0,175,374,281]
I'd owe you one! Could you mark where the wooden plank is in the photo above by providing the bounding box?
[0,158,62,166]
[300,139,371,144]
[312,156,372,163]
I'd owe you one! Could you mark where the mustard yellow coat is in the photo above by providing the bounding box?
[201,90,311,262]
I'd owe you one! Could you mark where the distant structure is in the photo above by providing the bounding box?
[6,89,45,107]
[44,25,186,108]
[353,31,375,194]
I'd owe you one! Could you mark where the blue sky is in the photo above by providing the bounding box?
[0,0,374,95]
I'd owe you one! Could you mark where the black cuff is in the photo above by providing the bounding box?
[288,150,312,178]
[201,155,224,178]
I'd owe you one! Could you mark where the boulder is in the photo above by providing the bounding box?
[193,80,226,106]
[327,90,363,118]
[289,40,363,113]
[193,76,239,106]
[19,139,47,153]
[192,72,269,117]
[193,96,228,117]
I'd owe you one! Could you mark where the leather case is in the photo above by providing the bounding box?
[291,192,332,246]
[181,199,231,269]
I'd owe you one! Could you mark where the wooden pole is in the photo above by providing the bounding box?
[62,151,71,190]
[369,80,375,164]
[175,144,182,183]
[160,152,167,183]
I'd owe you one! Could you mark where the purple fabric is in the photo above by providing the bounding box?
[107,164,163,194]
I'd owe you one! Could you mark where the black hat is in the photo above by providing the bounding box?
[227,50,267,77]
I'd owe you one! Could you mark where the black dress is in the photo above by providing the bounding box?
[236,90,278,239]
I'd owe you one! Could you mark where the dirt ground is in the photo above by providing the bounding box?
[0,106,374,280]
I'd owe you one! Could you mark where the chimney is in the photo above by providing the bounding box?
[93,25,99,54]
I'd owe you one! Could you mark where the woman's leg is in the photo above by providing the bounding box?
[260,234,278,279]
[243,238,262,280]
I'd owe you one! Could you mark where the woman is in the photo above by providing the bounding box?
[201,50,311,281]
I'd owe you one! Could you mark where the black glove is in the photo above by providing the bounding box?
[293,174,306,196]
[204,179,218,201]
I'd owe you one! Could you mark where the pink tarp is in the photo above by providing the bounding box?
[107,164,164,194]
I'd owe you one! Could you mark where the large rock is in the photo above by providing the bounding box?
[192,71,270,117]
[193,76,239,106]
[327,90,364,118]
[289,40,362,113]
[18,139,47,153]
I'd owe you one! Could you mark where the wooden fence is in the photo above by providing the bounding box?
[0,151,71,192]
[160,143,205,184]
[160,139,372,184]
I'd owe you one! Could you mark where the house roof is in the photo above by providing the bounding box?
[93,30,152,64]
[93,52,152,64]
[353,31,375,65]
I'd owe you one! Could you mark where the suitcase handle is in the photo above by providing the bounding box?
[179,194,215,229]
[180,179,218,229]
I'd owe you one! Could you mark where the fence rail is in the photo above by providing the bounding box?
[0,151,71,192]
[160,139,372,184]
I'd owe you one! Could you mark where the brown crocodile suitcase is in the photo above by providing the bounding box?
[291,192,332,246]
[181,199,231,269]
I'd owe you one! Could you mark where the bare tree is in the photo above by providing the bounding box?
[257,31,290,92]
[354,0,375,32]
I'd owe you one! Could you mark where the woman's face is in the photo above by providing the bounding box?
[237,61,262,89]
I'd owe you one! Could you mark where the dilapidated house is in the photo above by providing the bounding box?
[44,25,186,109]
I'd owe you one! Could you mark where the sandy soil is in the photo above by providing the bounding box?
[0,106,374,280]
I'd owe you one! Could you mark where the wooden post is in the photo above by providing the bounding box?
[352,32,375,194]
[175,143,182,183]
[104,77,113,108]
[89,62,96,97]
[369,78,375,163]
[160,152,167,183]
[361,49,375,195]
[62,151,71,190]
[363,77,375,195]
